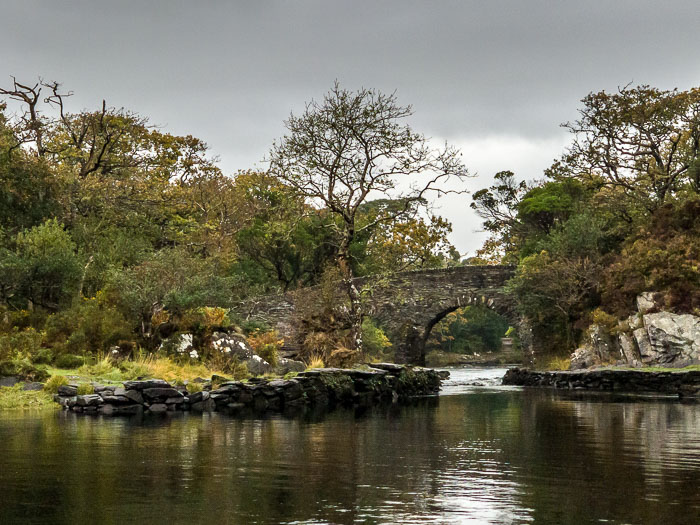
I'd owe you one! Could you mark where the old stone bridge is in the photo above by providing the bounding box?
[233,265,518,365]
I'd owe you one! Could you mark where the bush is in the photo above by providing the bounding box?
[76,383,94,395]
[44,295,133,356]
[247,330,282,367]
[361,318,392,361]
[43,375,69,393]
[0,356,49,381]
[54,354,85,369]
[0,327,43,363]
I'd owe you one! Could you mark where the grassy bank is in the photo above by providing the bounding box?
[0,384,57,410]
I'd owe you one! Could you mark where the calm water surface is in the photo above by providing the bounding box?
[1,367,699,524]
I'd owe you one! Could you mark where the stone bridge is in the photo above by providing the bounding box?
[233,265,518,365]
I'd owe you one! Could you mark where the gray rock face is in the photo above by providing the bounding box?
[643,312,700,364]
[636,292,658,315]
[618,333,641,366]
[570,324,618,370]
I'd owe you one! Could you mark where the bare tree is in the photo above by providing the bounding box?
[268,82,469,351]
[0,76,48,156]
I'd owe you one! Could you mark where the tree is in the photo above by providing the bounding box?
[563,85,700,211]
[268,82,468,351]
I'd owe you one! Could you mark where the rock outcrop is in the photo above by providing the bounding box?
[569,293,700,369]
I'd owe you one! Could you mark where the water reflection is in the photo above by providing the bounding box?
[1,368,698,524]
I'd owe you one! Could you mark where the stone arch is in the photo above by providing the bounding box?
[386,290,519,366]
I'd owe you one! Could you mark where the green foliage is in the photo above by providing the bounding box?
[76,383,94,395]
[0,384,56,410]
[0,327,43,363]
[43,375,69,393]
[426,306,509,355]
[44,295,133,356]
[361,318,392,360]
[53,354,85,369]
[1,219,82,310]
[186,381,203,394]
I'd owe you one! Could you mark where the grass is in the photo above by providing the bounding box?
[546,356,572,371]
[0,384,57,410]
[305,354,325,370]
[619,364,700,373]
[45,355,235,385]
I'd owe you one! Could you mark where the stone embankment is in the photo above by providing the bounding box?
[54,364,447,416]
[502,367,700,398]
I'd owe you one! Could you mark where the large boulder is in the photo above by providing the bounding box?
[642,312,700,366]
[160,333,196,358]
[209,332,272,376]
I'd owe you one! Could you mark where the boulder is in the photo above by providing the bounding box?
[76,394,103,407]
[209,331,272,376]
[210,331,253,359]
[160,333,196,359]
[142,387,183,400]
[246,354,272,376]
[643,312,700,365]
[123,379,171,390]
[0,376,19,387]
[57,385,78,396]
[274,358,306,375]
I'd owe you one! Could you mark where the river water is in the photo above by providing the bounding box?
[1,367,699,524]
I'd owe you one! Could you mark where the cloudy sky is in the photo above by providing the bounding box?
[2,1,699,254]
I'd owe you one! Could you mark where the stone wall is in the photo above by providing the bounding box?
[503,367,700,398]
[53,364,447,416]
[234,265,517,365]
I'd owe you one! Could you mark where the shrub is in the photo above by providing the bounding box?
[186,381,203,394]
[76,383,94,395]
[43,375,69,393]
[0,327,43,363]
[54,354,85,369]
[247,330,282,367]
[361,318,392,361]
[0,356,49,381]
[44,295,133,356]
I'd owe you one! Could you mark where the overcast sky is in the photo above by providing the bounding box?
[2,1,699,254]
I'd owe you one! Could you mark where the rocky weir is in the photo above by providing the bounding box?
[502,367,700,398]
[53,364,447,416]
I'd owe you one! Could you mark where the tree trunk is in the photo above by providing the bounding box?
[337,234,363,353]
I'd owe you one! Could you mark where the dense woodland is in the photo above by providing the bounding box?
[0,78,698,379]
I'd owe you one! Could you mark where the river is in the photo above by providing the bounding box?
[1,367,699,524]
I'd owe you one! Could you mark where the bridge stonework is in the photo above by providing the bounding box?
[234,265,519,365]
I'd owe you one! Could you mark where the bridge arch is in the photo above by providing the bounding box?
[234,265,519,365]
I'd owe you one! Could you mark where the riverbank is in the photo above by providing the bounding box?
[53,364,447,416]
[502,367,700,398]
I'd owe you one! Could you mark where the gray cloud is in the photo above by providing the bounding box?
[2,0,699,252]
